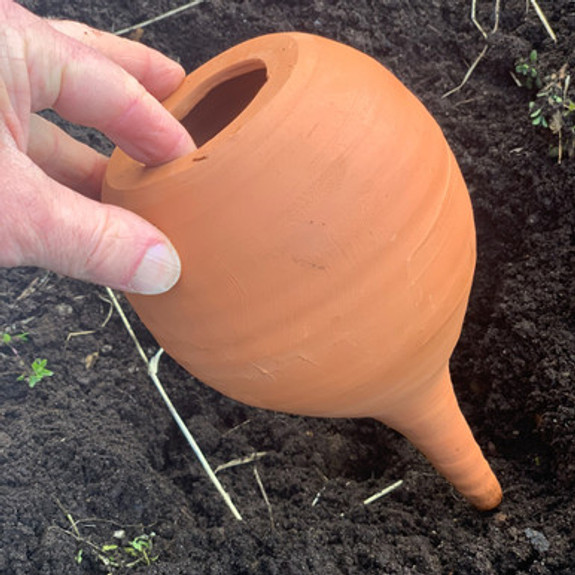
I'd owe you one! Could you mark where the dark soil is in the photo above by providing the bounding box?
[2,1,574,573]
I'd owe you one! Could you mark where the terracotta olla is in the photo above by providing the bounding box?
[103,33,502,510]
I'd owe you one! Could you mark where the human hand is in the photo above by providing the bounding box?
[0,0,196,294]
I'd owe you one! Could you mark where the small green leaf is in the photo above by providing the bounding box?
[130,536,151,552]
[20,359,54,388]
[531,115,548,128]
[28,375,41,389]
[124,547,139,558]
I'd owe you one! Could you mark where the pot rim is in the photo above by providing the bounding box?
[105,32,308,191]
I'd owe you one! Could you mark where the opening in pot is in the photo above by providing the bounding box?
[181,64,268,148]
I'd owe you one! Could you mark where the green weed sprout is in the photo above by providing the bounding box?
[2,332,29,345]
[99,534,158,568]
[2,331,54,387]
[18,358,54,388]
[515,51,575,162]
[515,50,542,90]
[58,504,159,572]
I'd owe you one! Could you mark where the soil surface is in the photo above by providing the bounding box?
[2,1,574,574]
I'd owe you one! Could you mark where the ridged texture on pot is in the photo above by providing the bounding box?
[103,33,502,510]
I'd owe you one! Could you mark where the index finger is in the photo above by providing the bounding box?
[46,19,186,101]
[20,7,195,164]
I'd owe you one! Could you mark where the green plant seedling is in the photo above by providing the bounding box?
[515,49,542,90]
[96,533,158,569]
[516,52,575,162]
[1,332,29,355]
[124,534,158,567]
[18,358,54,388]
[2,332,29,344]
[58,505,160,572]
[529,102,549,127]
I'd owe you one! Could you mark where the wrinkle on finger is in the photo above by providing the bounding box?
[0,25,32,149]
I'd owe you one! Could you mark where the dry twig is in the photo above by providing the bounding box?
[65,330,96,343]
[492,0,501,33]
[114,0,206,36]
[363,479,404,506]
[443,44,489,98]
[104,287,243,521]
[254,466,275,530]
[444,0,500,98]
[528,0,557,43]
[471,0,488,39]
[215,452,268,474]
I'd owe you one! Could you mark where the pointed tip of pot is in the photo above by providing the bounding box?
[374,366,502,510]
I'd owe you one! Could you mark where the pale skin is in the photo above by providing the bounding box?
[0,0,196,294]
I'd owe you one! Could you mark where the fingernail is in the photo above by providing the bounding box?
[129,243,181,295]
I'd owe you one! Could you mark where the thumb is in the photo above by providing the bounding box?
[1,153,180,294]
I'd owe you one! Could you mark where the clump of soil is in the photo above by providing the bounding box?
[1,1,574,573]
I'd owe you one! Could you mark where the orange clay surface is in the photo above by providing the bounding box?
[103,33,502,510]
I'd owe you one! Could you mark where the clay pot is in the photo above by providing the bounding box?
[103,33,502,510]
